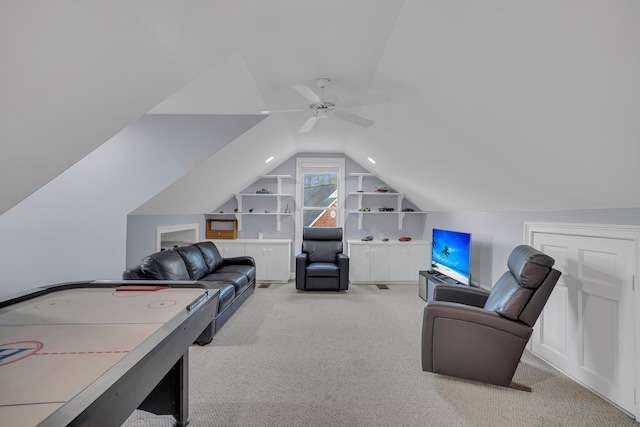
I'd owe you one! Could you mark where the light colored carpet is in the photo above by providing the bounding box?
[124,283,636,426]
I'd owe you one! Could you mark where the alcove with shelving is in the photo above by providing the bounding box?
[346,172,427,231]
[205,175,295,233]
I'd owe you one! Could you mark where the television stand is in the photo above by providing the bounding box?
[418,270,466,301]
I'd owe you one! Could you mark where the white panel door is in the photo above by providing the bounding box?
[530,231,636,415]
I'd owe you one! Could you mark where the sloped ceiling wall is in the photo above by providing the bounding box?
[345,1,640,211]
[134,1,640,214]
[2,1,640,219]
[0,0,254,215]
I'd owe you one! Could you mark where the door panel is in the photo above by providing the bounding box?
[531,231,635,414]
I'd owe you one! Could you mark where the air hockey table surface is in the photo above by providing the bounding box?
[0,280,219,427]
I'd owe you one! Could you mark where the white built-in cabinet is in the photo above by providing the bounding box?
[348,240,430,284]
[211,239,291,283]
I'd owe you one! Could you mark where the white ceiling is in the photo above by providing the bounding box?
[2,0,640,216]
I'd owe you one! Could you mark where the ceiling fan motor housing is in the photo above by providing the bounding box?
[309,101,335,112]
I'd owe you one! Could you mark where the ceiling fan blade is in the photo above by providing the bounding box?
[339,93,390,109]
[299,116,319,133]
[333,110,374,128]
[261,107,307,114]
[292,85,323,103]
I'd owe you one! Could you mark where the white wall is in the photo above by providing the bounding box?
[126,152,427,272]
[0,114,264,298]
[426,208,640,289]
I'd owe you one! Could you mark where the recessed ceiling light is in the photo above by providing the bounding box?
[265,156,274,163]
[367,157,376,164]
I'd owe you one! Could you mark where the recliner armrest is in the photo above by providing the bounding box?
[295,253,309,290]
[433,284,490,307]
[423,301,531,337]
[336,253,348,265]
[296,253,309,267]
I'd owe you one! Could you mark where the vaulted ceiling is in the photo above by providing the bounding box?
[2,1,639,216]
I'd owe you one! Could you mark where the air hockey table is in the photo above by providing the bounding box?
[0,280,219,427]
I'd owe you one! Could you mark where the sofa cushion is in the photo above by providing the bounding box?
[175,245,209,280]
[217,264,256,283]
[194,241,224,272]
[198,282,236,312]
[140,250,190,280]
[201,272,249,293]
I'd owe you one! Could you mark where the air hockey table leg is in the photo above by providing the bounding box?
[138,351,190,426]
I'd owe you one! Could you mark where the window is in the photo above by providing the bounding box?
[302,171,339,227]
[296,158,345,242]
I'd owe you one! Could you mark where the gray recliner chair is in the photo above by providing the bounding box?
[296,227,349,291]
[421,244,561,391]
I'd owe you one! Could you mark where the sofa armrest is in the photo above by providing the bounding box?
[122,266,145,280]
[433,284,490,307]
[222,256,255,267]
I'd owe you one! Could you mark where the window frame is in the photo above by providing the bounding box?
[295,157,345,250]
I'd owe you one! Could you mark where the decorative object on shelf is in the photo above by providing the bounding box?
[284,204,290,213]
[358,207,370,212]
[378,207,394,212]
[361,235,374,241]
[374,186,389,193]
[382,238,389,242]
[206,219,238,239]
[256,189,272,194]
[399,237,412,242]
[264,209,270,213]
[402,208,414,212]
[249,208,254,213]
[234,208,239,212]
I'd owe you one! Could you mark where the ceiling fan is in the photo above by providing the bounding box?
[264,78,385,133]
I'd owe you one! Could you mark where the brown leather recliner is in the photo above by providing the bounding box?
[421,244,561,391]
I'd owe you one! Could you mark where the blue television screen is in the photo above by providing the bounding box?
[431,228,471,285]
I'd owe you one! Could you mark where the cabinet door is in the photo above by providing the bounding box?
[409,244,430,276]
[245,243,291,282]
[244,244,268,282]
[348,244,371,282]
[388,244,411,282]
[266,243,291,282]
[370,245,390,282]
[215,241,245,258]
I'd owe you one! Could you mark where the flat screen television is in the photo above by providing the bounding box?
[431,228,471,285]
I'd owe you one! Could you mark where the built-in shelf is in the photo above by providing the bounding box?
[348,173,426,230]
[234,175,294,232]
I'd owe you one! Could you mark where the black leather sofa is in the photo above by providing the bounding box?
[123,241,255,345]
